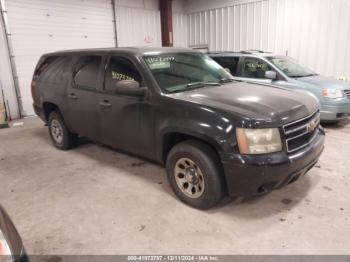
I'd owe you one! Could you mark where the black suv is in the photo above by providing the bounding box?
[32,47,325,209]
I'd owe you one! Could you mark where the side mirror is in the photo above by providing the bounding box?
[114,80,147,97]
[224,68,231,74]
[265,71,277,80]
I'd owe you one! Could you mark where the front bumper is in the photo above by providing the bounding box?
[320,100,350,121]
[220,128,325,197]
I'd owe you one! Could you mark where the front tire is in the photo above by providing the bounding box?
[166,140,225,210]
[48,111,77,150]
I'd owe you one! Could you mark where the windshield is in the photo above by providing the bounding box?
[267,56,317,78]
[143,53,233,93]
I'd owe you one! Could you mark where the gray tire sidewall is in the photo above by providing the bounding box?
[48,111,70,150]
[166,140,224,210]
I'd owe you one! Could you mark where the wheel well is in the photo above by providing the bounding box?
[43,102,59,121]
[162,132,228,194]
[162,132,220,164]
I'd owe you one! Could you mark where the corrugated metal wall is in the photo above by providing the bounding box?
[173,13,188,47]
[2,0,349,118]
[115,5,161,47]
[0,6,20,119]
[186,0,350,79]
[3,0,116,116]
[0,0,162,117]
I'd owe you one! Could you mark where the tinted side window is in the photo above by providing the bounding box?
[74,56,102,90]
[240,57,271,79]
[212,57,239,76]
[34,56,59,80]
[41,56,72,83]
[104,56,142,91]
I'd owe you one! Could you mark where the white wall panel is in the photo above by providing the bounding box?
[0,11,20,119]
[115,5,161,47]
[173,13,188,47]
[186,0,350,79]
[116,0,158,10]
[2,0,161,118]
[4,0,116,116]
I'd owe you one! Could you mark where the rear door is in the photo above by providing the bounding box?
[66,55,104,140]
[97,53,155,158]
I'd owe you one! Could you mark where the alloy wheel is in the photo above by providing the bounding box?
[174,157,205,198]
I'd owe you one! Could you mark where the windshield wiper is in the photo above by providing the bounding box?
[219,78,235,83]
[186,82,221,88]
[303,74,319,77]
[290,73,318,78]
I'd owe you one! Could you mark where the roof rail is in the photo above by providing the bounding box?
[240,50,265,54]
[207,51,245,55]
[207,50,272,55]
[207,51,235,54]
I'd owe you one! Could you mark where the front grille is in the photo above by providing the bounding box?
[344,90,350,100]
[283,111,320,153]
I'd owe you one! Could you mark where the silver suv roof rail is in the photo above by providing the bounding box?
[207,50,272,55]
[240,50,265,54]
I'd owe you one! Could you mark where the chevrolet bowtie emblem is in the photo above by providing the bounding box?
[307,117,319,132]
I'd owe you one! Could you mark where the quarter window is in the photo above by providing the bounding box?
[74,56,102,90]
[41,56,72,83]
[34,56,59,80]
[104,56,142,91]
[240,57,272,79]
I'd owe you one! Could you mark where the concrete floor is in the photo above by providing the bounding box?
[0,117,349,255]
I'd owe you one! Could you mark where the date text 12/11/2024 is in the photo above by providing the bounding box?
[127,255,219,261]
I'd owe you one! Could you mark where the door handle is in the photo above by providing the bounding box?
[99,100,112,108]
[68,93,78,99]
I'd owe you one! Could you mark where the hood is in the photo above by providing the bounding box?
[168,82,319,125]
[296,75,350,90]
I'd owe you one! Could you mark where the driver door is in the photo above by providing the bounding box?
[98,54,155,158]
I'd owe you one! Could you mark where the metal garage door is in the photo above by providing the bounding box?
[4,0,116,116]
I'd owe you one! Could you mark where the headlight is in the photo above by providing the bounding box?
[322,89,344,99]
[236,128,282,154]
[0,229,12,261]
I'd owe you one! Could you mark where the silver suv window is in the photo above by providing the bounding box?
[239,57,272,79]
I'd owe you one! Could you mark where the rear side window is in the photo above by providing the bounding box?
[40,56,72,83]
[74,56,102,90]
[33,56,59,80]
[212,57,239,76]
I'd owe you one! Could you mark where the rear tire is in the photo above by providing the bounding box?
[48,111,77,150]
[166,140,225,210]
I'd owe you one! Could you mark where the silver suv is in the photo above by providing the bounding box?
[210,50,350,122]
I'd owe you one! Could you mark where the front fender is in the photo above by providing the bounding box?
[156,115,238,162]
